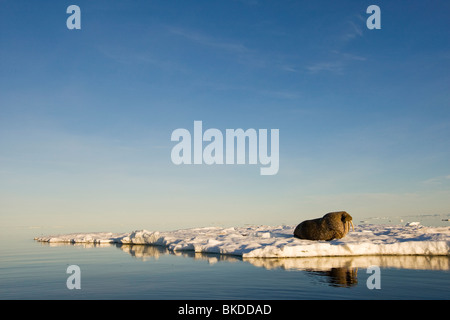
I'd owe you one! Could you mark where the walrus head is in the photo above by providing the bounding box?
[341,212,354,232]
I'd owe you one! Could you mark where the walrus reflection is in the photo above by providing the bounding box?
[307,268,358,287]
[294,211,354,241]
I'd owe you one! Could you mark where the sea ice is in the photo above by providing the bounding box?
[34,223,450,258]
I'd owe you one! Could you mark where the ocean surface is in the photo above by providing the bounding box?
[1,215,449,300]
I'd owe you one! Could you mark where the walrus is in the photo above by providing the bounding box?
[293,211,354,241]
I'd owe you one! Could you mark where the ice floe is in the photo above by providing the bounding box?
[34,223,450,258]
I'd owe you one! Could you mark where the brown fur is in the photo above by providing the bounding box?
[293,211,353,241]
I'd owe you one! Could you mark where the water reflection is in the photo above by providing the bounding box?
[306,268,358,287]
[115,244,449,288]
[242,255,450,271]
[117,244,360,287]
[37,241,450,288]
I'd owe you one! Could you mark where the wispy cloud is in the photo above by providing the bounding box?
[167,26,249,54]
[305,50,366,75]
[304,16,367,75]
[305,61,344,74]
[341,20,364,42]
[422,175,450,185]
[166,25,300,73]
[335,50,367,62]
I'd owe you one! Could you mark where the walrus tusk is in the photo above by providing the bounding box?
[350,220,354,231]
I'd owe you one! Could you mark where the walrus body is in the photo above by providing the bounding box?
[293,211,354,241]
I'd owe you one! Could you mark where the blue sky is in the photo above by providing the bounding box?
[1,1,449,232]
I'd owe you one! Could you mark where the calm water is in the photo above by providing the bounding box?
[0,225,449,300]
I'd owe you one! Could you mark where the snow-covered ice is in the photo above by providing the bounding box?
[34,223,450,258]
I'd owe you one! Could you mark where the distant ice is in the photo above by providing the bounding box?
[35,223,450,258]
